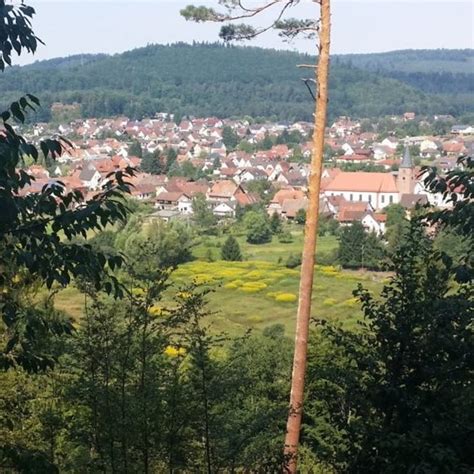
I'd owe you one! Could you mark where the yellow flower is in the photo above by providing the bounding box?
[149,305,164,317]
[12,274,22,284]
[164,346,186,357]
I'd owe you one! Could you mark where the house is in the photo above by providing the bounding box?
[235,167,268,184]
[442,140,466,156]
[363,212,386,234]
[281,198,308,220]
[212,201,236,218]
[451,125,474,135]
[147,209,182,223]
[155,191,193,214]
[268,188,306,216]
[337,208,385,235]
[130,183,156,200]
[276,170,307,189]
[399,193,429,209]
[78,165,102,190]
[207,180,239,202]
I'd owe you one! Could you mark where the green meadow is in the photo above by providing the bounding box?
[55,229,386,335]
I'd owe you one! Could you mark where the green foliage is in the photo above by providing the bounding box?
[318,215,340,236]
[222,125,239,151]
[384,203,409,253]
[141,149,163,174]
[165,147,178,173]
[123,220,194,270]
[278,230,294,243]
[244,211,272,245]
[192,193,217,233]
[0,44,464,122]
[221,235,242,261]
[295,208,306,225]
[421,155,473,282]
[305,220,474,472]
[269,212,283,235]
[0,94,133,373]
[338,222,385,270]
[285,253,301,269]
[128,139,142,158]
[0,1,41,71]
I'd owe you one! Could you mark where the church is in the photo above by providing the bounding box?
[323,147,420,210]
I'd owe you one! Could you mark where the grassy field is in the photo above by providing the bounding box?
[193,227,338,263]
[55,227,386,336]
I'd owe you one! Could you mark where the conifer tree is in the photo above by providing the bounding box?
[270,212,283,235]
[221,236,243,261]
[181,2,331,469]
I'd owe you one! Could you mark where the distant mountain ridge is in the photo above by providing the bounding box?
[0,43,472,122]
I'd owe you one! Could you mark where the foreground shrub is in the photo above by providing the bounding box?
[278,231,294,243]
[285,254,302,269]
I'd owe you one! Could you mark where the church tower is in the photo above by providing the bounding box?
[397,146,415,195]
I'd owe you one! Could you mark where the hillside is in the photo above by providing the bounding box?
[336,49,474,110]
[0,43,471,122]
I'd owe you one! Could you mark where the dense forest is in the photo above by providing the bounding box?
[336,49,474,112]
[1,43,472,122]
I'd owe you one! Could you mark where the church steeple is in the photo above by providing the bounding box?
[397,145,415,195]
[401,145,413,169]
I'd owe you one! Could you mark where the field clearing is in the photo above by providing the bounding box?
[193,228,338,264]
[55,232,386,336]
[171,260,384,335]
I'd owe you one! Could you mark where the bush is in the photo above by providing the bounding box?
[278,231,294,243]
[244,211,272,244]
[316,249,338,266]
[285,253,302,269]
[295,208,306,225]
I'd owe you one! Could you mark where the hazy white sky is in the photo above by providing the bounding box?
[17,1,474,65]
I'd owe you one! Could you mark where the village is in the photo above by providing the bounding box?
[22,110,473,234]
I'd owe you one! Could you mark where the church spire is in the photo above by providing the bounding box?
[401,145,413,169]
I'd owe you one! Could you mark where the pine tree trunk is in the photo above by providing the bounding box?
[283,0,331,471]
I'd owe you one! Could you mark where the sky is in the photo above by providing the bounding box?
[15,1,474,65]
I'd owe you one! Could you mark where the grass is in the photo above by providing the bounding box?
[194,225,338,264]
[170,259,383,336]
[54,226,386,337]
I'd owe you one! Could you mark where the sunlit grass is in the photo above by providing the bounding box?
[54,229,386,336]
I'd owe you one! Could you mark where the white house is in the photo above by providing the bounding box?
[212,202,235,218]
[79,166,102,190]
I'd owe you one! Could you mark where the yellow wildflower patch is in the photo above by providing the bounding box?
[164,346,186,357]
[275,293,297,303]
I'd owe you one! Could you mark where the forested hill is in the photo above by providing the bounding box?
[337,49,474,96]
[0,43,472,122]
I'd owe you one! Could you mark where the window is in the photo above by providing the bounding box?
[350,194,353,201]
[368,195,372,203]
[381,195,385,204]
[359,194,363,201]
[389,195,394,204]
